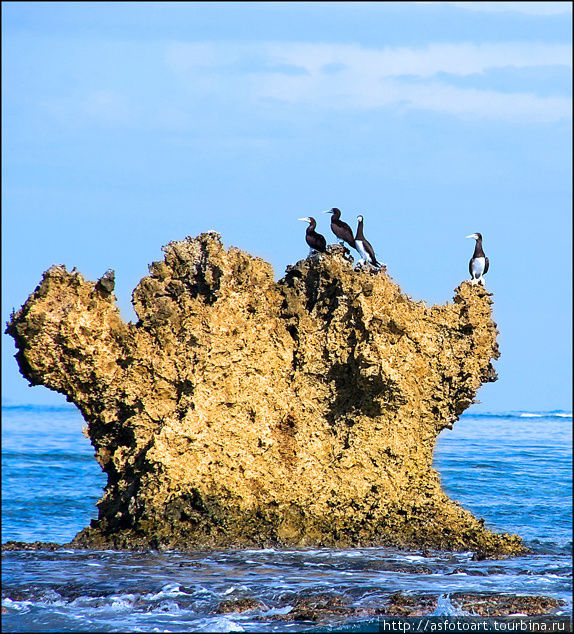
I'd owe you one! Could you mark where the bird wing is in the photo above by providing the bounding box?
[337,221,356,247]
[364,238,379,265]
[307,229,327,252]
[469,259,473,277]
[484,257,490,274]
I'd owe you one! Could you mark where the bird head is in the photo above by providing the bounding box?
[323,208,340,215]
[357,215,363,222]
[298,217,312,224]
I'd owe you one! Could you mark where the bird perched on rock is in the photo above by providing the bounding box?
[323,208,356,249]
[95,269,115,294]
[355,215,382,268]
[466,233,489,285]
[298,217,327,254]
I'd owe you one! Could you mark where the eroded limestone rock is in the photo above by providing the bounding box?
[6,232,525,555]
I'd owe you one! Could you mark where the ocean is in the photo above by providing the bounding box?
[1,406,572,632]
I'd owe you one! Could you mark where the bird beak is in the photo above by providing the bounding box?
[322,209,332,214]
[465,234,477,239]
[297,217,309,222]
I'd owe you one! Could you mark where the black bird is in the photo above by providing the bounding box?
[323,208,356,249]
[466,232,489,285]
[355,215,382,268]
[298,217,327,253]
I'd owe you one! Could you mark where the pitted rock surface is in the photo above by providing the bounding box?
[6,232,525,555]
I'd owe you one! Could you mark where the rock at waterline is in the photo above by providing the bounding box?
[5,232,525,556]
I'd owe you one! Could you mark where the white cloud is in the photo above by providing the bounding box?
[251,75,570,123]
[416,2,572,16]
[165,41,572,123]
[83,89,132,123]
[263,41,571,77]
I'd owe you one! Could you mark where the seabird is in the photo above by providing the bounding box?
[323,208,356,249]
[466,232,489,285]
[355,215,382,268]
[298,217,327,254]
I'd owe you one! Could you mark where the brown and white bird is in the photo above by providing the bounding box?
[355,215,382,268]
[466,232,489,285]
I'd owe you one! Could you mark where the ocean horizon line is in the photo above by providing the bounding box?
[2,402,571,419]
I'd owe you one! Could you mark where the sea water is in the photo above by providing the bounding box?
[2,406,572,632]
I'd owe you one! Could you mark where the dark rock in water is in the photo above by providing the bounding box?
[5,232,525,555]
[384,591,437,616]
[451,593,566,617]
[382,591,566,617]
[263,592,351,623]
[259,591,566,622]
[216,597,266,613]
[2,540,63,552]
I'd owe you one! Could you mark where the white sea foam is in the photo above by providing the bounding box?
[69,595,105,608]
[428,594,471,616]
[108,594,137,612]
[241,548,277,554]
[263,606,293,616]
[193,616,245,632]
[221,585,249,596]
[2,597,33,613]
[508,612,529,616]
[517,412,572,418]
[146,584,187,601]
[155,600,181,614]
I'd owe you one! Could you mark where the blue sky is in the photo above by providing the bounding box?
[2,1,572,412]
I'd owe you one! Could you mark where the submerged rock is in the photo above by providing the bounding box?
[6,232,525,555]
[258,591,566,622]
[383,592,565,617]
[216,597,266,614]
[1,541,63,552]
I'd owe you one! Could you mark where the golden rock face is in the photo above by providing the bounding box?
[6,232,525,555]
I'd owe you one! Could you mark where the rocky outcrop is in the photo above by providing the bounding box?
[246,591,566,621]
[6,232,525,555]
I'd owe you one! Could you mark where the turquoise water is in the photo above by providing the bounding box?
[2,406,572,631]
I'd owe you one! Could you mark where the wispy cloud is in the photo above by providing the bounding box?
[165,41,572,123]
[416,2,572,16]
[264,41,571,77]
[83,90,131,123]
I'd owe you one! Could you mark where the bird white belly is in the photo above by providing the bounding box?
[471,256,486,278]
[355,240,370,263]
